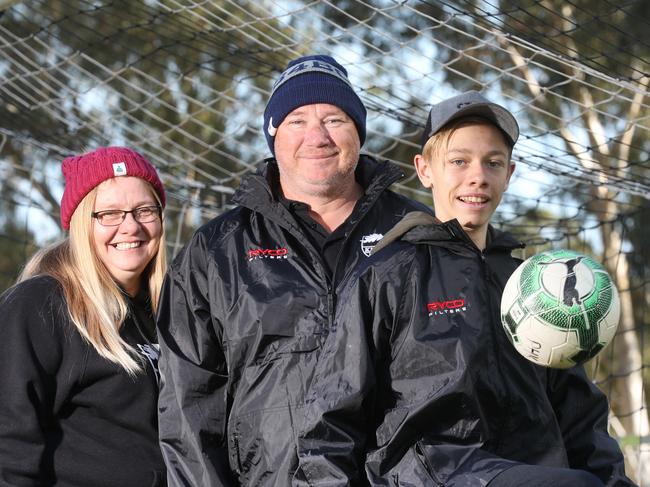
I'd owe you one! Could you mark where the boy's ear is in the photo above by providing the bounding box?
[414,154,433,189]
[504,162,516,190]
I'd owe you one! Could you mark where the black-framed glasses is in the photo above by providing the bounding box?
[91,205,162,227]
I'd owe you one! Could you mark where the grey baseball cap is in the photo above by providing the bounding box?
[420,90,519,150]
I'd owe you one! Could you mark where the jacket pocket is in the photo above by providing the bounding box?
[250,333,322,366]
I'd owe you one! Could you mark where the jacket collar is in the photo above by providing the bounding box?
[231,154,405,219]
[408,218,524,253]
[372,210,524,254]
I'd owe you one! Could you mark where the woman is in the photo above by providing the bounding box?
[0,147,168,486]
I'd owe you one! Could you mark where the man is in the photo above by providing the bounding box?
[156,54,429,486]
[307,91,635,485]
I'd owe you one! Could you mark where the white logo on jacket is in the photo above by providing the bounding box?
[360,233,384,257]
[137,343,160,383]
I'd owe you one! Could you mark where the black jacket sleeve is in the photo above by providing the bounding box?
[0,277,64,486]
[547,366,636,486]
[156,231,234,486]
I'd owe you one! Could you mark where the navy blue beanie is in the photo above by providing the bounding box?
[263,54,367,155]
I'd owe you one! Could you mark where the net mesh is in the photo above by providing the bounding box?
[1,0,648,482]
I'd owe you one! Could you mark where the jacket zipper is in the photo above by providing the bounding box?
[480,247,511,454]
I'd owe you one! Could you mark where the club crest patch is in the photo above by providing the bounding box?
[360,233,383,257]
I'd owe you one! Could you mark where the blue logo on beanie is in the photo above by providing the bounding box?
[263,54,367,156]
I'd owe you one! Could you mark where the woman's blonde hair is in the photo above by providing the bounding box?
[19,183,167,374]
[422,116,514,165]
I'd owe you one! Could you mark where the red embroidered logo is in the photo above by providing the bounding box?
[248,247,289,261]
[427,298,467,316]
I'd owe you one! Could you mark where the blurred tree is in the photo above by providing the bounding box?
[1,3,647,477]
[0,217,38,292]
[0,0,296,252]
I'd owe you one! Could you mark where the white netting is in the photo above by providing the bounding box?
[1,0,648,483]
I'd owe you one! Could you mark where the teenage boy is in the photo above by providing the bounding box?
[303,91,635,486]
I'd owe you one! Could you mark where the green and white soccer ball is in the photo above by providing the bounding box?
[500,249,620,369]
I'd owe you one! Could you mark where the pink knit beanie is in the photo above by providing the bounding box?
[60,146,166,230]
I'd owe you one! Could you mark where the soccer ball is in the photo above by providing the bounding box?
[500,249,620,369]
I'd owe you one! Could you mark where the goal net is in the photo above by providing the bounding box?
[1,0,648,483]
